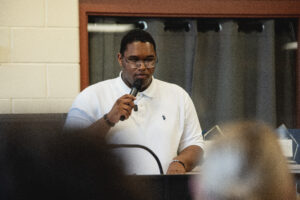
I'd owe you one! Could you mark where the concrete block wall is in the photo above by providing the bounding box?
[0,0,80,113]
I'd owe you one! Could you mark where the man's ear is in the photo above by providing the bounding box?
[117,53,123,67]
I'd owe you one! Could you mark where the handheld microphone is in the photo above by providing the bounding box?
[120,79,142,121]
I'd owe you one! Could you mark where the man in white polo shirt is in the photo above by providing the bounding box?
[65,29,204,175]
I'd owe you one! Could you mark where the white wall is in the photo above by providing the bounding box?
[0,0,80,113]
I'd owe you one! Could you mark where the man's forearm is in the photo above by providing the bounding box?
[85,117,112,139]
[173,145,203,172]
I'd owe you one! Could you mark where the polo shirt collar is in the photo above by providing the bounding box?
[118,72,156,98]
[117,73,131,94]
[141,77,156,98]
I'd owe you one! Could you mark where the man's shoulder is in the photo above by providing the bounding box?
[155,79,187,93]
[71,77,119,109]
[73,77,119,103]
[82,77,118,93]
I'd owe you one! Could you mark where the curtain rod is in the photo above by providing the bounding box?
[283,42,298,50]
[87,21,147,33]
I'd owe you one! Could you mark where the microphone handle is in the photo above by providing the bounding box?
[120,87,138,121]
[120,116,126,121]
[130,87,138,96]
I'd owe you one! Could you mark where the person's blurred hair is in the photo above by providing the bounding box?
[192,121,296,200]
[0,122,148,200]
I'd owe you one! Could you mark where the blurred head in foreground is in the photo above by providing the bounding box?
[191,121,296,200]
[0,123,147,200]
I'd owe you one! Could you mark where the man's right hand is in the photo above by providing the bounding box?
[106,94,136,124]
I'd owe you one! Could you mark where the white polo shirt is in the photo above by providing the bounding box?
[65,75,204,174]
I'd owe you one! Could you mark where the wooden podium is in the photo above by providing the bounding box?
[127,168,300,200]
[127,174,193,200]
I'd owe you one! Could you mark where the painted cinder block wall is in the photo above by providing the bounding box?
[0,0,80,113]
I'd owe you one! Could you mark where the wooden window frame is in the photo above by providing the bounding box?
[79,0,300,127]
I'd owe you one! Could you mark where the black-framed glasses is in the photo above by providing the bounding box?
[124,56,157,69]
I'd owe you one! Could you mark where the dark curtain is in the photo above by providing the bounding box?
[88,17,296,130]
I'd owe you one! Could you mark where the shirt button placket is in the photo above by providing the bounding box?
[136,94,144,124]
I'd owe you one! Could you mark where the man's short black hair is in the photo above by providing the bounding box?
[120,29,156,56]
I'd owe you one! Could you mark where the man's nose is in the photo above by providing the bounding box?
[137,60,147,69]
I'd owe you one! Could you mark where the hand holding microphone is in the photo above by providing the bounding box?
[105,79,142,124]
[120,79,142,121]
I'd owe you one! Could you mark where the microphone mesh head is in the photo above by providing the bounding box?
[133,79,142,91]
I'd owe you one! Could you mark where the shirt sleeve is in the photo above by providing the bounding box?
[64,90,98,130]
[64,108,95,130]
[178,91,205,152]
